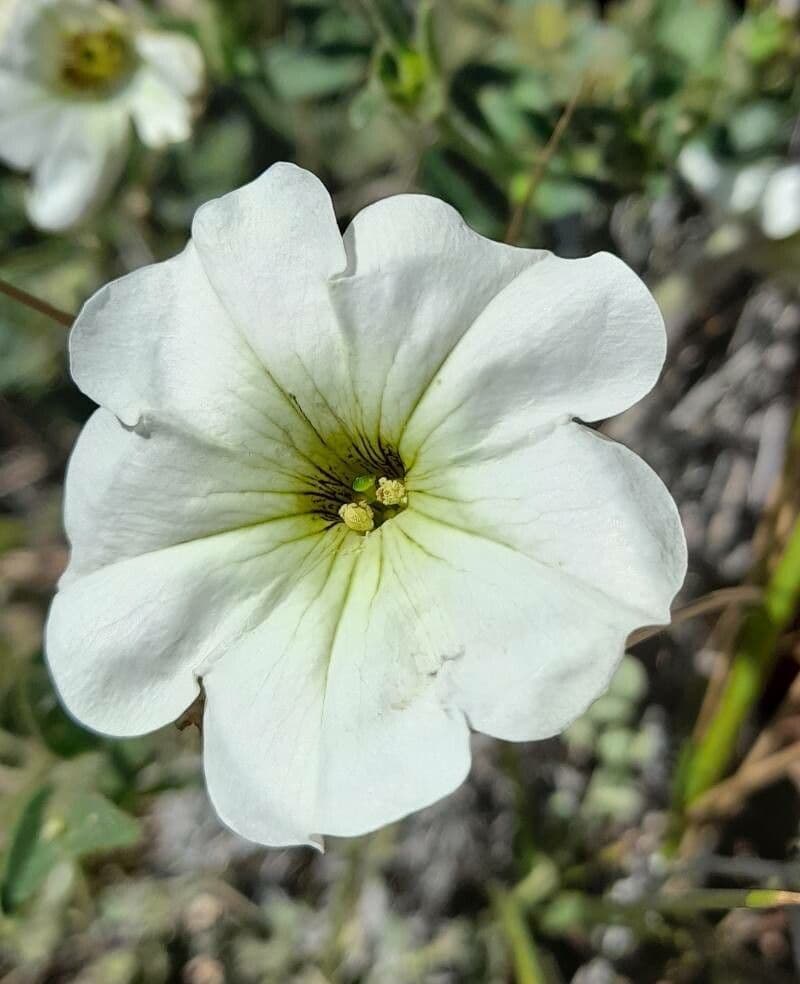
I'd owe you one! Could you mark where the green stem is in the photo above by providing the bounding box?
[540,887,800,936]
[321,841,363,978]
[680,514,800,807]
[492,886,549,984]
[629,888,800,915]
[356,0,411,47]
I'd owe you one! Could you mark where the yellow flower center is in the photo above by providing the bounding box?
[60,29,133,93]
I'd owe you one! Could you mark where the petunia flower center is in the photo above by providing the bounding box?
[337,475,408,534]
[60,29,134,93]
[304,431,408,535]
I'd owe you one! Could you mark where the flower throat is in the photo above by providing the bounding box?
[60,29,133,93]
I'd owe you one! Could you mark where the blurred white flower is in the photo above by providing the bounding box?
[679,141,800,241]
[0,0,203,231]
[760,163,800,240]
[45,163,686,847]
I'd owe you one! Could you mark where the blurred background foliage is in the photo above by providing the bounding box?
[2,0,800,981]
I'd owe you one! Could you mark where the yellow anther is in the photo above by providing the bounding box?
[339,500,375,533]
[375,477,408,507]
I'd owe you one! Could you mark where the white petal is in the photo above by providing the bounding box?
[761,164,800,240]
[128,22,204,149]
[202,531,471,846]
[390,497,678,742]
[61,408,323,584]
[46,507,330,737]
[191,163,361,441]
[0,70,59,169]
[26,104,129,230]
[69,242,342,475]
[192,169,545,456]
[127,69,192,147]
[400,252,666,467]
[134,30,204,97]
[409,421,686,629]
[0,0,54,72]
[328,194,547,447]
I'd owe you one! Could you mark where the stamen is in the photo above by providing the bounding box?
[375,477,408,507]
[339,500,375,534]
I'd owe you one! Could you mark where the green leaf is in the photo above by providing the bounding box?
[582,769,643,823]
[1,785,57,912]
[597,727,637,769]
[657,0,733,70]
[532,179,596,220]
[264,44,367,100]
[607,654,647,703]
[740,9,789,65]
[420,149,500,237]
[349,84,384,129]
[1,783,141,912]
[562,716,596,755]
[478,85,531,148]
[584,693,635,727]
[539,891,592,937]
[59,793,142,859]
[177,115,254,198]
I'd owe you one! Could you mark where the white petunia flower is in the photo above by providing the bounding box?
[45,163,686,848]
[0,0,203,231]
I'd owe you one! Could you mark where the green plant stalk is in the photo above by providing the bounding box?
[655,888,800,913]
[357,0,411,48]
[680,514,800,807]
[321,840,363,978]
[492,886,549,984]
[561,888,800,926]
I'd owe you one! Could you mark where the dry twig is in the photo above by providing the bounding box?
[504,81,583,246]
[688,740,800,821]
[627,586,762,648]
[0,276,74,328]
